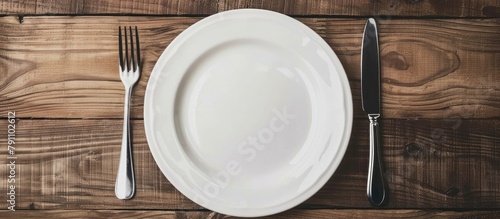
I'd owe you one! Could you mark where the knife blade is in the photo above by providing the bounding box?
[361,18,387,207]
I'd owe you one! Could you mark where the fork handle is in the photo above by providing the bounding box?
[115,87,135,199]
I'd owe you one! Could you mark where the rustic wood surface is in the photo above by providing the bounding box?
[0,119,498,210]
[1,16,498,119]
[1,0,500,17]
[0,0,499,218]
[3,209,500,219]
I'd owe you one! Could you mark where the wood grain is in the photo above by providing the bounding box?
[0,0,218,15]
[0,119,497,210]
[0,16,498,119]
[1,0,499,17]
[2,209,500,219]
[219,0,500,17]
[2,210,176,219]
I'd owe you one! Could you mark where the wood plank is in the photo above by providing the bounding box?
[2,209,500,219]
[0,119,498,209]
[0,16,498,119]
[80,0,218,15]
[219,0,500,17]
[0,0,217,15]
[1,210,176,218]
[1,0,499,17]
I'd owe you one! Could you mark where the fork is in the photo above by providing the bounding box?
[116,26,140,200]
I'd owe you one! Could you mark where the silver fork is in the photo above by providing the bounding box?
[116,26,140,200]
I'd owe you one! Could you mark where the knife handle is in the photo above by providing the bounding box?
[367,114,387,207]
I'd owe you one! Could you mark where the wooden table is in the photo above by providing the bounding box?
[1,1,499,218]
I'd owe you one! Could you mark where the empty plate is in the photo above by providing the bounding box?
[144,9,353,217]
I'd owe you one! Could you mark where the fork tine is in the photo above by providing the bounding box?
[124,26,129,72]
[118,26,123,70]
[129,26,135,72]
[119,26,141,73]
[135,26,140,70]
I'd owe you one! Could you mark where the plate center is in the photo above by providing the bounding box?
[175,40,313,187]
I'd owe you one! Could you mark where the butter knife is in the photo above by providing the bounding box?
[361,18,387,207]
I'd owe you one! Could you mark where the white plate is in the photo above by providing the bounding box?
[144,9,353,217]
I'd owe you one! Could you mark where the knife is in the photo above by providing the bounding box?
[361,18,387,207]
